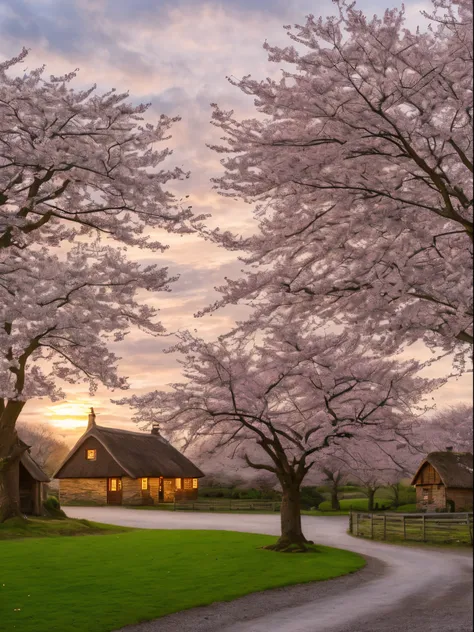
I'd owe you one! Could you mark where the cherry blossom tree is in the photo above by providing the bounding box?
[204,0,473,369]
[0,50,200,520]
[328,434,417,510]
[17,422,69,476]
[317,453,347,510]
[0,243,177,520]
[121,326,440,550]
[0,49,201,251]
[413,403,473,453]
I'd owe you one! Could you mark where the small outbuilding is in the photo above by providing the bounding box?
[54,409,204,506]
[15,441,50,515]
[411,449,473,512]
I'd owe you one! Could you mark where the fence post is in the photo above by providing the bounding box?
[383,514,387,540]
[370,513,374,539]
[403,515,406,540]
[422,514,426,541]
[349,510,353,534]
[467,513,472,545]
[173,499,176,511]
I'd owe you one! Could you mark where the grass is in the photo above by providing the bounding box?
[318,498,392,512]
[352,516,472,546]
[0,529,365,632]
[393,504,418,513]
[0,517,132,540]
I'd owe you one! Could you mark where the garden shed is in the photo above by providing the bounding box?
[411,450,473,512]
[15,440,50,515]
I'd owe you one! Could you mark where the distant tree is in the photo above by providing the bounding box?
[17,422,69,476]
[414,403,473,453]
[204,0,473,369]
[120,326,438,551]
[331,433,420,510]
[318,455,347,511]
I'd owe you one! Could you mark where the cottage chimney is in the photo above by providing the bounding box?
[87,407,96,430]
[446,446,453,452]
[151,422,160,435]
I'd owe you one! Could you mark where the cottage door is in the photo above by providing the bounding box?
[107,478,122,505]
[158,477,164,503]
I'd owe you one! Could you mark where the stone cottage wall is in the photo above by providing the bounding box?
[446,488,473,511]
[416,484,446,511]
[60,478,107,505]
[149,477,160,501]
[122,477,143,505]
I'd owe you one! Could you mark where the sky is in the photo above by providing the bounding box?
[1,0,472,443]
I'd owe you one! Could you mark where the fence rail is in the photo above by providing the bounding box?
[173,498,281,512]
[349,511,473,545]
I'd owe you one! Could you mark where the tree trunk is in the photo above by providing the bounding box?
[390,484,400,508]
[367,488,376,512]
[264,480,314,552]
[0,450,23,522]
[0,401,27,523]
[330,488,340,511]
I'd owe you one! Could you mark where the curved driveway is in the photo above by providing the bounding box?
[65,507,473,632]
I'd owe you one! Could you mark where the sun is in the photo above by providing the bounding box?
[45,401,92,430]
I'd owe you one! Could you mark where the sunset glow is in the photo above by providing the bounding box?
[45,402,92,430]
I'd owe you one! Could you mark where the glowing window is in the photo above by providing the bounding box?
[192,478,198,489]
[86,449,96,461]
[141,478,149,491]
[110,479,117,491]
[175,478,182,489]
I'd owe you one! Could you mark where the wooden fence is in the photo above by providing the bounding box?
[173,498,281,512]
[349,511,473,545]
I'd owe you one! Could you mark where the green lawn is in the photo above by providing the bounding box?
[0,517,131,540]
[0,528,365,632]
[393,504,418,513]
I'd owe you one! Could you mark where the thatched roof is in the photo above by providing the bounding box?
[411,451,473,489]
[20,444,50,483]
[54,424,204,479]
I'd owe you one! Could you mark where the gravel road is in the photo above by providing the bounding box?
[65,507,473,632]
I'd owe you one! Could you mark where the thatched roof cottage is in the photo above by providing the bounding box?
[54,409,204,506]
[411,449,473,512]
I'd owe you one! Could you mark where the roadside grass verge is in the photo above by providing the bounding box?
[0,517,132,540]
[352,516,472,546]
[0,529,365,632]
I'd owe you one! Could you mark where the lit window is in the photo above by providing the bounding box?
[141,478,149,491]
[175,478,182,489]
[192,478,198,489]
[110,479,117,491]
[86,449,96,461]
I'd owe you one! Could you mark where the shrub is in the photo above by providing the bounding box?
[43,496,67,519]
[300,487,325,510]
[44,496,60,510]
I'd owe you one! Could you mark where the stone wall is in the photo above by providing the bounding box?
[415,484,446,511]
[60,478,107,505]
[150,477,160,502]
[446,488,473,511]
[122,477,143,505]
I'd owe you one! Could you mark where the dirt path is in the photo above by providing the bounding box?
[65,507,473,632]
